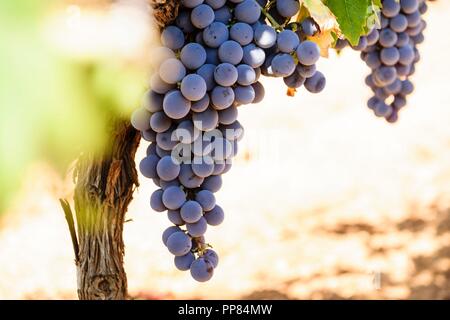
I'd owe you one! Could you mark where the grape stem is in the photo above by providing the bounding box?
[258,2,282,30]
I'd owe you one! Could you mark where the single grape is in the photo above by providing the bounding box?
[400,0,419,14]
[150,74,175,94]
[195,190,216,211]
[374,102,393,118]
[234,0,261,24]
[190,257,214,282]
[374,66,397,86]
[131,108,151,132]
[201,175,223,193]
[406,10,422,28]
[204,205,224,226]
[181,74,207,101]
[296,64,316,78]
[151,189,166,212]
[162,186,186,210]
[396,63,411,77]
[161,26,185,50]
[139,155,160,179]
[401,79,414,95]
[163,90,191,119]
[296,41,320,66]
[234,85,256,104]
[283,72,305,88]
[150,112,172,133]
[398,45,415,65]
[396,32,410,47]
[180,43,207,70]
[147,142,157,157]
[271,53,296,77]
[211,86,235,110]
[203,22,229,48]
[191,4,215,29]
[382,0,401,18]
[393,95,407,109]
[192,156,215,178]
[156,134,175,153]
[167,231,192,256]
[167,210,185,226]
[242,43,266,68]
[162,226,181,246]
[174,252,195,271]
[191,94,211,113]
[380,47,400,66]
[214,63,239,87]
[181,200,204,223]
[390,14,408,33]
[379,28,398,47]
[276,0,300,18]
[237,64,257,86]
[179,164,204,188]
[142,90,163,113]
[186,217,208,237]
[385,79,402,95]
[254,25,277,49]
[156,156,181,181]
[366,29,380,46]
[277,30,300,53]
[142,129,157,142]
[230,22,254,46]
[301,17,318,36]
[218,41,244,65]
[364,52,382,70]
[251,81,265,103]
[304,71,326,94]
[218,106,239,125]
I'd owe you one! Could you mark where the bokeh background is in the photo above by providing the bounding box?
[1,0,449,299]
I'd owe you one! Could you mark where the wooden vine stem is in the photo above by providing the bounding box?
[60,0,179,300]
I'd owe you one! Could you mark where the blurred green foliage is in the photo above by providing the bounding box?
[0,0,146,213]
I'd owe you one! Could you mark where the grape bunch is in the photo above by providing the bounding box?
[257,2,326,93]
[354,0,428,122]
[131,0,325,282]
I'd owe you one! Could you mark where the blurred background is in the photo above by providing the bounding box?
[1,0,449,299]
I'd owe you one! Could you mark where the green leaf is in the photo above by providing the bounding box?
[325,0,370,45]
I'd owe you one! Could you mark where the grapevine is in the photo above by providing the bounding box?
[130,0,432,282]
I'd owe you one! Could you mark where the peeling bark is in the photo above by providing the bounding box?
[62,0,179,300]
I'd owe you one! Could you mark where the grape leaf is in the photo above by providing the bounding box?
[302,0,339,32]
[325,0,370,46]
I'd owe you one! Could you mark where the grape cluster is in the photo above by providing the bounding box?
[131,0,324,282]
[354,0,428,122]
[258,3,326,93]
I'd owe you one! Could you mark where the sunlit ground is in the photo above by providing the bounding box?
[1,2,450,300]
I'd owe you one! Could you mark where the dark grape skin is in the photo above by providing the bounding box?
[304,71,326,94]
